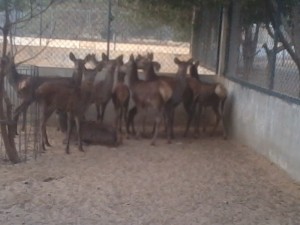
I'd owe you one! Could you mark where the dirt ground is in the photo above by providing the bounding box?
[0,127,300,225]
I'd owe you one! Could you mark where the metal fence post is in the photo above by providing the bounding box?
[268,0,281,90]
[106,0,113,58]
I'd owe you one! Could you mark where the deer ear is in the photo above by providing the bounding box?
[116,54,124,63]
[187,58,194,65]
[147,52,154,61]
[129,54,135,62]
[69,52,76,62]
[102,53,108,61]
[174,57,180,65]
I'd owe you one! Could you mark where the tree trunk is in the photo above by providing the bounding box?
[242,24,260,78]
[0,4,20,163]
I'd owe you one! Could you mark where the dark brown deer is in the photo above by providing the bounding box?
[35,55,121,153]
[1,52,92,134]
[124,54,173,145]
[90,53,124,122]
[183,60,227,138]
[133,54,193,139]
[56,110,121,147]
[112,63,130,135]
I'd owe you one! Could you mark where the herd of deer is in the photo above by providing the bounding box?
[0,51,227,154]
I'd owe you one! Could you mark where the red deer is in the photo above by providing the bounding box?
[1,52,92,134]
[36,55,122,153]
[132,53,193,140]
[112,63,130,135]
[56,110,121,147]
[90,53,124,122]
[124,54,173,145]
[183,60,227,138]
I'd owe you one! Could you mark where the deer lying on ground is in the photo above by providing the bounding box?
[35,55,122,153]
[56,110,121,147]
[124,54,173,145]
[130,53,193,140]
[183,60,227,138]
[1,52,92,134]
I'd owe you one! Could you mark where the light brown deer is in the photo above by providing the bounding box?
[36,55,122,153]
[1,52,91,134]
[133,53,193,139]
[90,53,124,122]
[183,60,227,138]
[125,54,173,145]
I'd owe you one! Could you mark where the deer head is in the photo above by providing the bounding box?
[174,57,193,76]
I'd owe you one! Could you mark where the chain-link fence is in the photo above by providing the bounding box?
[191,5,222,74]
[225,1,300,99]
[1,0,191,73]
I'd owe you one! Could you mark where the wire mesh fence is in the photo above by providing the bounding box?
[191,5,222,74]
[0,65,41,162]
[1,0,191,73]
[225,1,300,99]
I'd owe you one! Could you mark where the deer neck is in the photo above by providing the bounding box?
[7,64,21,89]
[190,67,199,80]
[128,63,139,88]
[72,67,84,86]
[103,66,116,92]
[144,63,158,81]
[172,70,188,102]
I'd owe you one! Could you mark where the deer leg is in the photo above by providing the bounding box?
[202,107,207,133]
[95,104,101,121]
[194,103,202,138]
[127,106,137,135]
[100,101,108,122]
[183,100,197,137]
[13,101,30,135]
[20,109,27,132]
[65,112,74,154]
[210,104,221,137]
[220,98,227,139]
[150,110,162,146]
[164,105,173,144]
[119,106,124,133]
[74,116,84,152]
[123,100,129,137]
[135,107,145,139]
[41,106,54,150]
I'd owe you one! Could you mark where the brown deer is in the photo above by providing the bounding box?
[56,110,121,147]
[112,62,130,135]
[1,52,92,134]
[124,54,173,145]
[35,55,121,153]
[90,53,123,122]
[132,53,193,139]
[183,60,228,138]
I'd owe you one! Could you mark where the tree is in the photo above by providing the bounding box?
[0,0,56,163]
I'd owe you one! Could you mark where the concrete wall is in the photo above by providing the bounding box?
[222,77,300,182]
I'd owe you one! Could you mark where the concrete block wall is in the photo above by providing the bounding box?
[222,78,300,182]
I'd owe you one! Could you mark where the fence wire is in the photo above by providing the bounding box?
[2,0,191,73]
[0,65,41,162]
[226,1,300,99]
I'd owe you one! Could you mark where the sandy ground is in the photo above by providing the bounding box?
[0,127,300,225]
